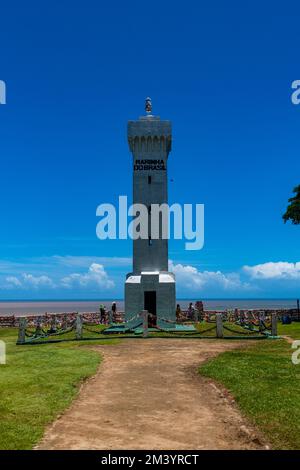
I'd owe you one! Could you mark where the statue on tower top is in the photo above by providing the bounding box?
[145,97,152,114]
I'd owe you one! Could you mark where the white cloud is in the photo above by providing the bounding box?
[0,258,116,293]
[61,263,114,290]
[3,273,54,290]
[5,276,22,288]
[22,274,55,288]
[2,256,300,297]
[243,261,300,280]
[168,260,300,295]
[169,261,251,292]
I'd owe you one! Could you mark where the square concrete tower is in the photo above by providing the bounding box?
[125,99,176,325]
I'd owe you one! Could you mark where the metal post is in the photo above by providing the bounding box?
[216,313,223,338]
[194,308,199,322]
[271,312,277,337]
[76,313,83,340]
[35,316,42,336]
[62,314,68,330]
[50,315,57,333]
[234,308,239,322]
[17,317,27,344]
[142,310,148,337]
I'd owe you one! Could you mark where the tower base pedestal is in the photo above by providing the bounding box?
[125,271,176,326]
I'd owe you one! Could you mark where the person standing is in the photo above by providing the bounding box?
[195,300,204,322]
[176,304,182,321]
[99,304,106,324]
[187,302,195,320]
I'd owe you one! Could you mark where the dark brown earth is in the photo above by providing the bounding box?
[37,339,268,450]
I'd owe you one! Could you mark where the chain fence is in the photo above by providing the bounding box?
[13,308,280,345]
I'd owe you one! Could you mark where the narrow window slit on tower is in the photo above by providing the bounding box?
[148,175,152,184]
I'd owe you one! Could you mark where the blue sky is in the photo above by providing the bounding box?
[0,1,300,299]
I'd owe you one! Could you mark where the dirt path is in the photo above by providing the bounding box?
[37,339,268,450]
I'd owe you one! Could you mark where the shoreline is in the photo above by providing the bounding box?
[0,299,298,316]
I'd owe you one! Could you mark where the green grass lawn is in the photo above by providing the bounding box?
[2,321,300,450]
[0,328,117,450]
[277,321,300,339]
[200,334,300,450]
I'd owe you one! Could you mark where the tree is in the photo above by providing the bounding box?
[283,185,300,224]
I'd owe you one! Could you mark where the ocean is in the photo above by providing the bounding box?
[0,299,298,316]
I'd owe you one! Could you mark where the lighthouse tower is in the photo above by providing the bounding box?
[125,98,176,325]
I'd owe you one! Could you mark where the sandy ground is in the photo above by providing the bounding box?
[37,339,268,450]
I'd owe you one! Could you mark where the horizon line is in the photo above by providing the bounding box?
[0,298,299,302]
